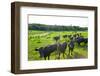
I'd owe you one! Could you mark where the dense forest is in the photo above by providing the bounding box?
[28,23,88,31]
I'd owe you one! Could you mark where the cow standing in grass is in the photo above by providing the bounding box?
[53,36,60,59]
[68,40,74,55]
[35,44,57,60]
[76,37,88,46]
[58,42,67,59]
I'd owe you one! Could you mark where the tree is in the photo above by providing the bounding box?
[28,23,88,31]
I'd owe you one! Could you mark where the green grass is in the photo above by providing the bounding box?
[28,30,88,61]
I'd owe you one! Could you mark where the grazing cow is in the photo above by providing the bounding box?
[63,35,68,38]
[68,35,72,39]
[68,40,74,55]
[73,34,76,38]
[76,37,88,46]
[35,44,57,60]
[84,38,88,44]
[53,36,60,42]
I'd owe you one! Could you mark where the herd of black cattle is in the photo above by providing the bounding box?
[35,33,88,60]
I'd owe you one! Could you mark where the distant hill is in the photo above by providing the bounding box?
[28,23,88,31]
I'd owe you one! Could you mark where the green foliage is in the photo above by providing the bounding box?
[28,23,88,31]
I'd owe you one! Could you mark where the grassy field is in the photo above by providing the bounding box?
[28,30,88,61]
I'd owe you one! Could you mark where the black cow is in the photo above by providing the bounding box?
[68,35,72,39]
[68,40,74,55]
[76,37,88,46]
[35,44,57,60]
[58,42,67,59]
[53,36,60,42]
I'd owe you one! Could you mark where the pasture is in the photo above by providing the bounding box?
[28,30,88,61]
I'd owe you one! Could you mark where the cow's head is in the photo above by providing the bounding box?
[35,47,44,58]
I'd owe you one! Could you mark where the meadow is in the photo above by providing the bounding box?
[28,30,88,61]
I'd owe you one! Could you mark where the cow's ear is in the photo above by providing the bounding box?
[40,47,44,49]
[35,48,39,51]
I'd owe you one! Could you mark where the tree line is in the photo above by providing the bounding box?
[28,23,88,31]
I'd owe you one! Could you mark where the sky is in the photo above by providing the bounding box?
[28,15,88,27]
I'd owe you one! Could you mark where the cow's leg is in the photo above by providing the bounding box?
[55,50,58,59]
[63,51,66,58]
[79,42,81,47]
[58,53,60,59]
[71,50,73,55]
[44,57,46,60]
[63,52,65,58]
[78,42,80,46]
[69,48,71,55]
[71,48,74,55]
[55,50,58,60]
[48,55,50,60]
